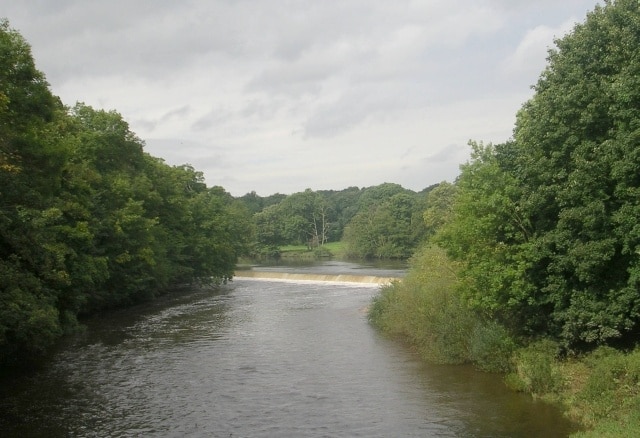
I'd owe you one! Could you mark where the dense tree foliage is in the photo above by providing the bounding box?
[237,191,286,215]
[0,21,252,366]
[249,189,333,254]
[343,192,417,259]
[438,0,640,349]
[241,183,433,259]
[317,186,362,242]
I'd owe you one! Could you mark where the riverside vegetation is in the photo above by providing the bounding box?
[0,20,254,368]
[370,1,640,436]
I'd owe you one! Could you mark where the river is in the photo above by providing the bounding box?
[0,261,578,437]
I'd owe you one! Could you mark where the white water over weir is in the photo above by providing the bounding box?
[234,270,400,286]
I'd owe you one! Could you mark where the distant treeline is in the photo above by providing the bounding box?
[236,182,439,259]
[0,20,253,367]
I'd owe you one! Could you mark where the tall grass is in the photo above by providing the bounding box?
[502,340,640,436]
[369,245,515,370]
[504,339,564,394]
[272,241,347,259]
[567,347,640,437]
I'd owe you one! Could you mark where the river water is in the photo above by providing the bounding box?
[0,262,578,437]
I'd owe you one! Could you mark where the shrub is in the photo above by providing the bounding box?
[369,245,478,364]
[572,347,640,432]
[506,340,563,395]
[469,321,517,373]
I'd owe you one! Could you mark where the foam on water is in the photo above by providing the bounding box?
[234,270,400,287]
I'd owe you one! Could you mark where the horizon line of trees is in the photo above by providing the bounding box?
[237,182,439,259]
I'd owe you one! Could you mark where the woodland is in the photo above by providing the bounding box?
[0,20,255,366]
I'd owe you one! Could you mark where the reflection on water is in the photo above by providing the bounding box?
[0,267,578,437]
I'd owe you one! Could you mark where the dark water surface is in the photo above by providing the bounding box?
[0,265,578,437]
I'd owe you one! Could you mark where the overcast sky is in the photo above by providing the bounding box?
[3,0,599,196]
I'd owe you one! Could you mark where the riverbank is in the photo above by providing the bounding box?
[367,246,640,437]
[521,346,640,437]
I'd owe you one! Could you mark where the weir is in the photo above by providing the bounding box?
[234,270,400,285]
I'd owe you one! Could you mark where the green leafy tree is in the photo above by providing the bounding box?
[511,0,640,347]
[343,192,418,259]
[320,186,362,241]
[253,204,285,254]
[279,189,328,246]
[357,182,411,210]
[437,142,532,329]
[439,0,640,349]
[0,20,69,363]
[237,191,286,215]
[422,182,456,240]
[181,186,253,283]
[0,21,254,366]
[252,189,332,250]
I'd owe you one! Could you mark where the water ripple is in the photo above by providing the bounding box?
[1,279,578,437]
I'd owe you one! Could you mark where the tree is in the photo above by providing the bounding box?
[253,204,285,254]
[253,189,333,249]
[437,142,533,330]
[0,22,254,366]
[511,0,640,347]
[422,182,456,240]
[320,186,362,241]
[343,192,418,259]
[0,20,69,364]
[439,0,640,349]
[237,191,286,215]
[356,182,411,210]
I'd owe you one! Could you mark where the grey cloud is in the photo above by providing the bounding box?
[303,81,431,138]
[400,147,416,159]
[133,118,157,133]
[145,137,231,169]
[11,1,262,83]
[1,0,600,196]
[245,60,333,97]
[240,98,287,120]
[160,105,191,122]
[424,144,468,163]
[133,105,191,134]
[191,107,235,131]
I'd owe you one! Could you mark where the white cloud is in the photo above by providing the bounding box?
[1,0,600,195]
[501,18,581,77]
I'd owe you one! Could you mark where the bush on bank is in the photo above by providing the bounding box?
[544,347,640,437]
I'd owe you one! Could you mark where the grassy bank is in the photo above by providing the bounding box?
[369,245,640,437]
[277,241,348,259]
[511,345,640,437]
